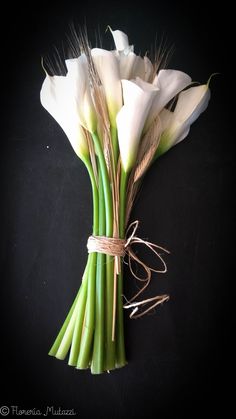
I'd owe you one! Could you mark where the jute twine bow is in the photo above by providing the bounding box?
[87,221,170,339]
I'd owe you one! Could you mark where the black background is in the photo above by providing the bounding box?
[1,1,233,418]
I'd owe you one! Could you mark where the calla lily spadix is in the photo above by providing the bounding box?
[157,84,211,157]
[40,25,211,375]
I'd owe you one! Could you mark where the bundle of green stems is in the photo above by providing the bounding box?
[48,130,128,374]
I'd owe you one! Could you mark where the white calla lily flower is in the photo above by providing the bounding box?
[40,73,89,160]
[157,84,211,156]
[144,69,192,131]
[110,28,153,82]
[116,79,159,172]
[91,48,123,126]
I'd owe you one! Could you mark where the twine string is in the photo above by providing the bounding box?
[87,220,170,322]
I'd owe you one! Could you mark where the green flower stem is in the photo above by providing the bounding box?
[54,262,89,360]
[91,132,115,371]
[68,273,88,366]
[83,157,99,235]
[91,170,106,374]
[116,168,128,367]
[91,133,112,234]
[77,251,97,368]
[105,255,116,370]
[76,157,99,369]
[48,288,81,357]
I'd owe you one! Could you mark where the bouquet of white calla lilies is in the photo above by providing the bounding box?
[40,26,211,374]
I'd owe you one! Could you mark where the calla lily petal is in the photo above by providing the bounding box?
[109,27,137,80]
[119,51,138,79]
[65,55,87,82]
[145,69,192,131]
[91,48,123,126]
[64,55,97,133]
[153,69,192,93]
[110,28,129,51]
[67,124,90,160]
[40,74,89,160]
[158,108,173,131]
[134,76,160,93]
[157,84,210,156]
[117,79,158,172]
[132,56,145,79]
[157,109,190,155]
[40,74,67,129]
[174,84,210,125]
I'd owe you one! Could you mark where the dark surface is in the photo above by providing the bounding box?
[1,1,233,418]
